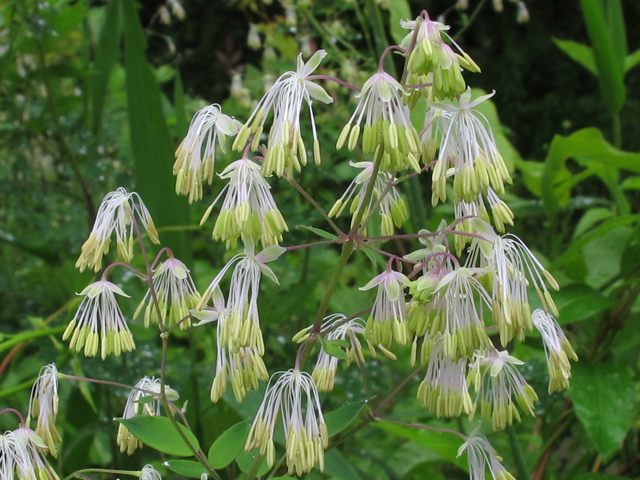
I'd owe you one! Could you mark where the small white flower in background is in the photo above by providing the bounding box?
[75,188,159,273]
[457,427,515,480]
[245,369,328,475]
[360,270,411,348]
[116,376,179,455]
[468,349,538,431]
[328,161,407,236]
[27,364,61,457]
[174,104,242,203]
[247,24,261,50]
[516,1,530,23]
[233,50,334,177]
[337,73,421,174]
[135,257,201,330]
[8,427,60,480]
[200,158,288,250]
[139,464,162,480]
[63,281,135,359]
[532,309,578,393]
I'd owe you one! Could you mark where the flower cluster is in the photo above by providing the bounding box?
[27,364,61,457]
[0,427,60,480]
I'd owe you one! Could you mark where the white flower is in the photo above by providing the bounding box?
[135,257,201,330]
[6,427,60,480]
[337,72,421,173]
[63,281,135,359]
[140,465,162,480]
[173,104,242,203]
[361,270,412,348]
[27,364,61,457]
[245,369,328,475]
[200,157,288,249]
[75,188,159,273]
[468,350,538,431]
[457,428,515,480]
[211,345,269,403]
[233,50,334,177]
[328,161,407,236]
[532,309,578,393]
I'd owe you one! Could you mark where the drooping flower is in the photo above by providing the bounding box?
[139,465,163,480]
[200,157,288,249]
[116,376,179,455]
[360,270,412,348]
[173,104,242,203]
[233,50,334,177]
[337,72,421,173]
[245,369,328,475]
[75,188,159,273]
[135,257,200,330]
[27,364,61,457]
[532,309,578,393]
[457,428,516,480]
[328,161,407,236]
[6,427,60,480]
[468,350,538,431]
[63,281,135,359]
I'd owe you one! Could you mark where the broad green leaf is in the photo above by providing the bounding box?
[580,0,625,113]
[324,448,364,480]
[325,339,350,348]
[624,48,640,72]
[603,0,627,74]
[325,400,367,437]
[573,208,613,239]
[571,361,635,462]
[297,225,337,240]
[386,0,411,45]
[541,128,640,220]
[91,0,121,133]
[164,460,207,478]
[582,225,631,288]
[237,449,269,476]
[374,422,467,470]
[553,38,596,75]
[322,343,348,360]
[207,419,251,469]
[174,70,188,140]
[121,0,190,260]
[515,159,543,197]
[552,284,614,324]
[116,416,200,457]
[619,175,640,190]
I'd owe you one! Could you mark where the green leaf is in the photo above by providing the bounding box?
[91,0,121,134]
[361,245,386,268]
[579,0,625,113]
[324,400,367,437]
[174,70,188,140]
[541,128,640,220]
[571,361,635,462]
[207,419,251,469]
[324,449,364,480]
[552,38,597,75]
[552,284,614,324]
[164,460,207,479]
[121,0,190,260]
[116,416,200,457]
[71,355,97,413]
[573,208,613,239]
[236,449,269,476]
[386,0,411,45]
[624,48,640,72]
[619,175,640,190]
[322,343,348,360]
[297,225,337,240]
[325,339,350,348]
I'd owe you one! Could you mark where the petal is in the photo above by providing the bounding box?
[256,244,287,263]
[300,49,328,77]
[258,263,280,284]
[216,114,241,136]
[359,273,385,291]
[467,89,496,109]
[305,81,334,104]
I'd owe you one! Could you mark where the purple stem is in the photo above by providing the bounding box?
[0,408,25,426]
[306,75,361,92]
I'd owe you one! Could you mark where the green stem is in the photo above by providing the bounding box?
[453,0,488,40]
[506,425,532,480]
[243,454,265,480]
[0,378,37,399]
[0,326,66,355]
[612,112,622,148]
[62,468,140,480]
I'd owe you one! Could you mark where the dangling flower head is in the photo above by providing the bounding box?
[63,281,135,359]
[27,364,61,457]
[135,257,200,330]
[245,369,328,476]
[532,309,578,393]
[337,72,421,173]
[361,269,411,348]
[75,188,159,273]
[174,104,242,203]
[5,427,60,480]
[457,428,516,480]
[468,350,538,431]
[328,162,407,236]
[233,50,334,177]
[139,465,163,480]
[200,158,288,249]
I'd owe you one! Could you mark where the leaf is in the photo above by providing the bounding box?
[552,284,614,324]
[71,355,96,413]
[386,0,411,45]
[91,0,121,134]
[116,416,200,457]
[297,225,337,240]
[573,208,613,239]
[174,70,188,140]
[361,246,386,269]
[207,419,251,469]
[322,343,348,360]
[374,422,467,470]
[552,38,597,75]
[236,449,269,476]
[619,175,640,190]
[324,400,367,437]
[571,361,635,462]
[624,48,640,72]
[541,128,640,220]
[324,448,364,480]
[579,0,625,113]
[164,460,207,479]
[121,0,190,260]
